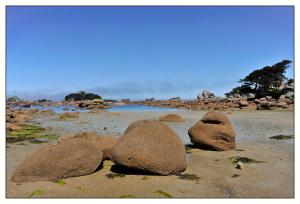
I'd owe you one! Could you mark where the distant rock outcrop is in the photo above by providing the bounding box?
[77,99,110,109]
[197,90,217,101]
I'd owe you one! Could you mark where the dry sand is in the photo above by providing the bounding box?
[6,110,294,198]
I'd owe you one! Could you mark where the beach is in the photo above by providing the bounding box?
[6,109,294,198]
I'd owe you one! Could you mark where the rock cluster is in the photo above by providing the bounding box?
[125,86,294,111]
[76,99,110,109]
[197,90,218,101]
[6,108,33,131]
[10,108,239,183]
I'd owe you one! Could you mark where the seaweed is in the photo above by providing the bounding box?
[141,176,151,180]
[53,179,66,185]
[6,124,57,144]
[30,139,48,144]
[9,124,44,137]
[270,135,294,140]
[154,190,172,198]
[29,190,44,197]
[229,156,265,164]
[106,173,126,179]
[118,194,136,198]
[185,145,193,154]
[6,136,35,143]
[176,173,201,183]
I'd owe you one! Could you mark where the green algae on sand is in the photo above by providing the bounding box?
[53,179,67,185]
[176,173,201,183]
[6,124,57,143]
[106,173,126,179]
[154,190,172,198]
[270,135,294,140]
[118,194,136,198]
[229,156,266,164]
[29,190,44,197]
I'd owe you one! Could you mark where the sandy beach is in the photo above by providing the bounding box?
[6,109,294,198]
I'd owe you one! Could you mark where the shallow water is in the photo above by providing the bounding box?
[108,105,181,112]
[11,104,181,113]
[11,105,89,113]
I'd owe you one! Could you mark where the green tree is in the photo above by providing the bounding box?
[65,91,101,101]
[227,60,292,98]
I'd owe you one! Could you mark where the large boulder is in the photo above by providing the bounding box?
[159,114,185,122]
[112,120,186,175]
[188,111,236,151]
[11,137,103,182]
[58,132,118,160]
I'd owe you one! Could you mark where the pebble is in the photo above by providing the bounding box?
[236,161,244,169]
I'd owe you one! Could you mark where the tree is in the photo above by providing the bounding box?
[38,99,52,102]
[227,60,292,98]
[65,91,101,101]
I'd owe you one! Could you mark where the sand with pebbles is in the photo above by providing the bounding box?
[6,110,294,198]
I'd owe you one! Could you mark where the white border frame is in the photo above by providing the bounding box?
[0,1,298,203]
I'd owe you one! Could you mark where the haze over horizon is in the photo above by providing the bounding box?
[7,6,294,101]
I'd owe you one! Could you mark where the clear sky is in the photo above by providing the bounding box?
[7,6,294,101]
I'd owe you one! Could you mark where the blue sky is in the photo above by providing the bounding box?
[7,6,294,100]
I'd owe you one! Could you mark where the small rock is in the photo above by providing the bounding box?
[238,101,249,107]
[236,161,244,169]
[279,95,285,99]
[159,114,185,122]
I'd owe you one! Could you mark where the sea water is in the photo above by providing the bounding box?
[10,104,180,113]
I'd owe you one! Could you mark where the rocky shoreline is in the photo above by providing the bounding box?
[125,94,294,111]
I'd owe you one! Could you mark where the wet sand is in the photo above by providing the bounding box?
[6,110,294,198]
